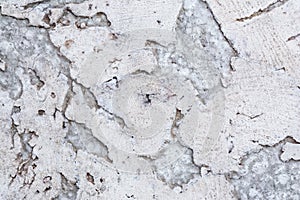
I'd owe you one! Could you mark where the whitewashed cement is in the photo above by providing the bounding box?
[0,0,299,199]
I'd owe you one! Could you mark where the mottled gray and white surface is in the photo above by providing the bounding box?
[0,0,300,199]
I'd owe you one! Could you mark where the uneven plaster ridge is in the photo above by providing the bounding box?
[0,0,299,199]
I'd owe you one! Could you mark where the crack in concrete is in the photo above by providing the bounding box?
[52,172,79,199]
[22,0,50,10]
[287,33,300,42]
[154,143,201,189]
[21,0,89,10]
[201,0,239,60]
[4,1,297,198]
[61,78,74,115]
[236,0,289,22]
[28,68,45,90]
[10,119,18,149]
[71,78,130,129]
[35,20,128,132]
[2,4,111,29]
[260,136,300,148]
[66,120,110,158]
[53,108,113,163]
[1,12,126,165]
[9,129,39,188]
[236,112,264,120]
[227,136,300,179]
[61,7,111,29]
[0,12,112,164]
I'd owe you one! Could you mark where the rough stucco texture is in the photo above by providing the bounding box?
[0,0,300,199]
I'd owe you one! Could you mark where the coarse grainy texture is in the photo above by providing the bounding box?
[0,0,299,199]
[229,137,300,200]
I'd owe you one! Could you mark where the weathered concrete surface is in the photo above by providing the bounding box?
[0,0,299,199]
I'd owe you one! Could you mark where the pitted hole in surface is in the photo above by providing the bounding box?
[113,74,176,139]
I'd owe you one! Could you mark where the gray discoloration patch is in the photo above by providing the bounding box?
[228,138,300,200]
[154,143,200,188]
[65,121,110,160]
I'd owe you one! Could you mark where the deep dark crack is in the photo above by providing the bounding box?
[236,0,289,22]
